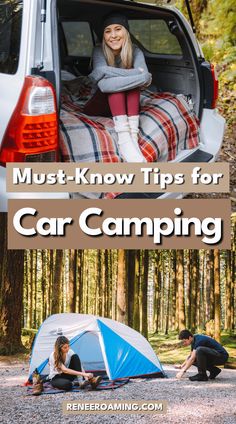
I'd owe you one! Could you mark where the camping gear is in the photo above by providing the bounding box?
[28,313,164,382]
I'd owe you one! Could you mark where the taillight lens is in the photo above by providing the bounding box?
[210,64,219,109]
[0,76,59,166]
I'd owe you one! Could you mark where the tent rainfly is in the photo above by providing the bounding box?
[28,313,165,381]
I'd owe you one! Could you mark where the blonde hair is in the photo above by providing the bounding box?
[54,336,69,371]
[102,28,133,69]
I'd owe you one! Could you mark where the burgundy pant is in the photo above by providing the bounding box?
[108,89,140,116]
[83,89,140,117]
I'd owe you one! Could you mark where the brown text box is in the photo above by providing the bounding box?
[7,163,229,193]
[8,199,231,249]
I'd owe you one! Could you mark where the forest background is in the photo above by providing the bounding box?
[0,216,235,363]
[0,0,235,363]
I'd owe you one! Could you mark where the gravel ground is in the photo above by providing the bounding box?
[0,362,236,424]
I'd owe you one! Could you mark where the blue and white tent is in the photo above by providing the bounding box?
[29,313,164,381]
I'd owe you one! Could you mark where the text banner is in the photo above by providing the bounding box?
[7,163,229,193]
[8,199,231,249]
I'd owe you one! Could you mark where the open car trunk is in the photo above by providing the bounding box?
[54,0,225,199]
[57,0,202,118]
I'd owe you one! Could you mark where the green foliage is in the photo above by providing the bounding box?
[22,328,37,337]
[200,0,236,89]
[22,328,37,350]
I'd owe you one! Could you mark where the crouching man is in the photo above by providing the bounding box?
[176,329,228,381]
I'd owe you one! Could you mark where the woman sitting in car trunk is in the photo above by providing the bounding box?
[89,12,152,162]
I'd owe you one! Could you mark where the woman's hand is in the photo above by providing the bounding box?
[174,364,182,369]
[85,372,93,379]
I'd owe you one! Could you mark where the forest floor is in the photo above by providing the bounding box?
[0,358,236,424]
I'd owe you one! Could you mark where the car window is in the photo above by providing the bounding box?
[129,19,182,56]
[62,21,94,57]
[0,0,23,74]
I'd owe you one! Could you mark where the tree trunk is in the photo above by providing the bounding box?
[41,250,47,321]
[200,250,206,329]
[0,213,7,281]
[165,255,171,335]
[61,251,66,312]
[153,251,162,333]
[117,250,127,324]
[104,249,109,317]
[205,250,214,322]
[141,250,148,338]
[47,250,54,317]
[225,251,231,331]
[0,221,25,354]
[177,250,185,331]
[133,251,140,331]
[96,250,102,316]
[78,250,84,313]
[127,250,135,327]
[185,250,191,329]
[231,231,235,332]
[24,250,29,327]
[171,251,177,331]
[29,251,34,328]
[214,250,221,342]
[33,250,37,327]
[111,251,118,321]
[51,250,63,314]
[190,250,198,332]
[209,250,215,320]
[68,250,77,312]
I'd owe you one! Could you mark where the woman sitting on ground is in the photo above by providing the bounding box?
[49,336,101,390]
[89,12,152,162]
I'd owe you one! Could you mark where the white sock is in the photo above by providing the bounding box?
[128,115,146,162]
[113,115,146,162]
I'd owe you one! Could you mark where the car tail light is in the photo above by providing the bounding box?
[210,64,218,109]
[0,76,59,166]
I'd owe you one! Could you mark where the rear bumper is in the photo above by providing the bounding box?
[199,108,226,160]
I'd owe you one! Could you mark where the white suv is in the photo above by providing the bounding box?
[0,0,225,209]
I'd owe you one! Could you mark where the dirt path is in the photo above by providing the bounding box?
[0,361,236,424]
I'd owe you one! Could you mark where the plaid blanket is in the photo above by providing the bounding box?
[60,86,200,198]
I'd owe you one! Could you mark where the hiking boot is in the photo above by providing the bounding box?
[189,373,208,382]
[209,367,221,379]
[89,376,102,389]
[32,369,41,384]
[32,380,44,396]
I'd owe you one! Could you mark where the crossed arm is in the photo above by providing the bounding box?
[89,46,152,93]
